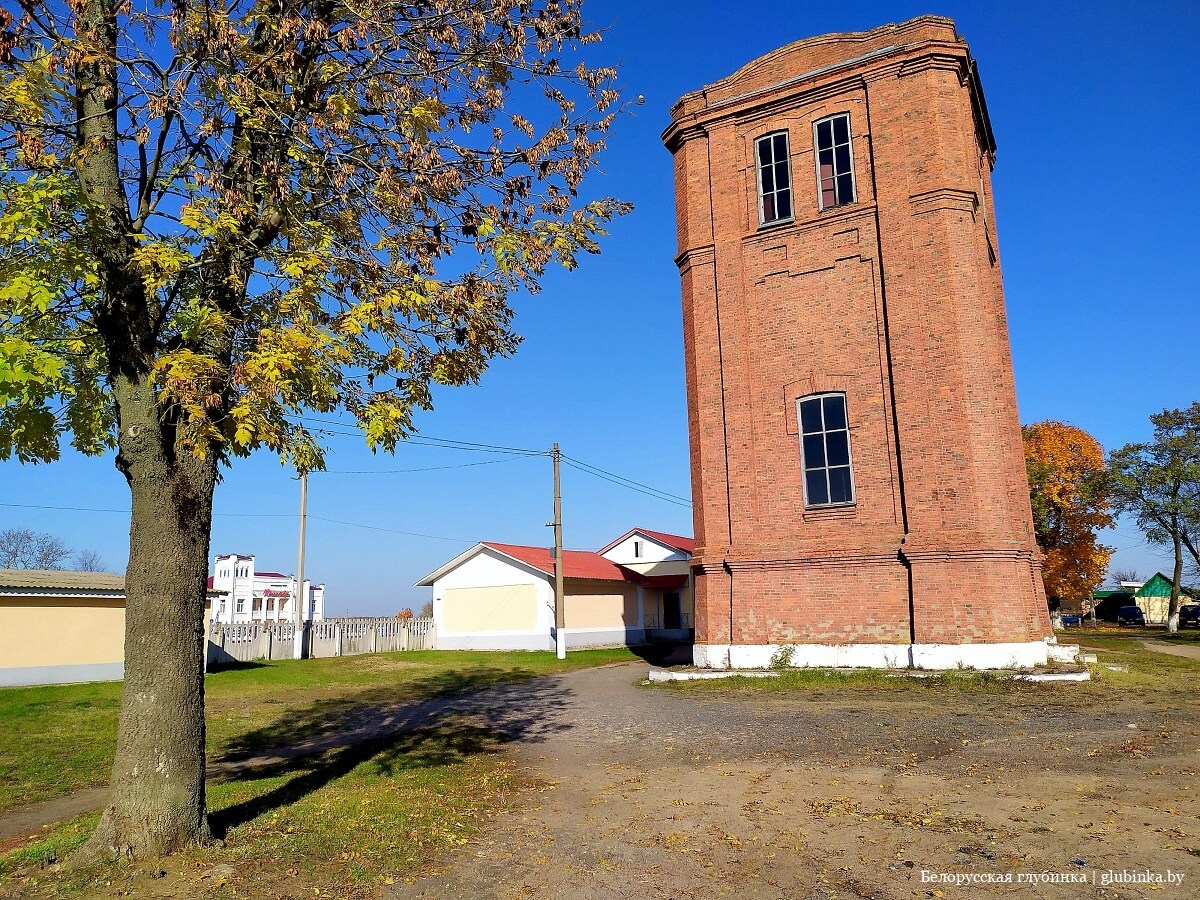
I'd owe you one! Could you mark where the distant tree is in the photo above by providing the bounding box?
[0,528,72,569]
[1109,567,1142,586]
[1023,422,1115,610]
[419,600,434,619]
[1110,402,1200,632]
[74,549,107,573]
[0,0,626,861]
[396,608,414,620]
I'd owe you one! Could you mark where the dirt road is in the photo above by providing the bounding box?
[389,662,1199,899]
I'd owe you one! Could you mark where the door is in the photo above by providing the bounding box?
[663,592,682,630]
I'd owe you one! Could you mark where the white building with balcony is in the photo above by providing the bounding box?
[207,553,325,624]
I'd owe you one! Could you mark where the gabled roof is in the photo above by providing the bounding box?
[597,527,695,556]
[1137,573,1200,599]
[416,541,648,586]
[482,543,631,582]
[1095,576,1200,601]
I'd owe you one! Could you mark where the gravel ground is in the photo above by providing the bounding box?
[388,661,1200,900]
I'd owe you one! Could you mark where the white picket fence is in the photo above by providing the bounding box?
[206,617,435,666]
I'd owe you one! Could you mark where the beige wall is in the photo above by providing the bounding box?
[0,596,125,668]
[1137,596,1170,624]
[442,584,538,633]
[566,581,638,629]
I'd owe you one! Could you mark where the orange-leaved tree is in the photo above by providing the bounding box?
[1023,421,1115,609]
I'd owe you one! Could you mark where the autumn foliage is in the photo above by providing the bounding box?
[1023,421,1114,606]
[0,0,629,860]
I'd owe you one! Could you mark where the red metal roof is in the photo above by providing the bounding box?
[597,527,695,556]
[255,571,287,578]
[635,529,695,554]
[482,543,632,582]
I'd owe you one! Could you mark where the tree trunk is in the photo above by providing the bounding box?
[74,376,218,862]
[1168,530,1184,634]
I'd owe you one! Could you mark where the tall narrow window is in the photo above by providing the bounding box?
[814,114,855,210]
[755,131,792,225]
[798,393,855,507]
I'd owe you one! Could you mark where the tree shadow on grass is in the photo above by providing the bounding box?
[215,666,547,760]
[206,660,271,673]
[207,672,572,837]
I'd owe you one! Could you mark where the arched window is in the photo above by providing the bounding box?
[814,113,856,210]
[797,393,855,507]
[755,131,793,225]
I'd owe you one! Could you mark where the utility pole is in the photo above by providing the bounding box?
[293,471,308,660]
[552,443,566,659]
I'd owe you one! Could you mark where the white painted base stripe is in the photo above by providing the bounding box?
[0,662,125,687]
[694,641,1051,671]
[1046,644,1080,663]
[435,628,646,652]
[649,667,1088,683]
[647,669,780,682]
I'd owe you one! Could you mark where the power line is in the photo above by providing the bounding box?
[562,453,692,504]
[0,501,477,545]
[560,454,692,508]
[0,501,128,514]
[324,456,528,475]
[309,515,475,544]
[290,414,547,456]
[0,501,292,518]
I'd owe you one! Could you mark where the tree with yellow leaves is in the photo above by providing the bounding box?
[0,0,628,861]
[1023,421,1115,611]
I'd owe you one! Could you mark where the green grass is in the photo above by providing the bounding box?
[658,667,1074,699]
[0,647,634,816]
[0,683,121,813]
[0,647,637,897]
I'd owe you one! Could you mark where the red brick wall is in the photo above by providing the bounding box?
[664,16,1050,651]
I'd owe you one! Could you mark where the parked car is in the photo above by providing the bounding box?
[1060,614,1083,627]
[1116,605,1146,626]
[1179,605,1200,628]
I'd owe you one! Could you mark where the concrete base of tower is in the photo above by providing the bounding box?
[694,640,1052,671]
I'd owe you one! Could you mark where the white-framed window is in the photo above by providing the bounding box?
[755,131,793,226]
[798,393,855,507]
[235,597,245,613]
[633,540,642,559]
[814,113,856,210]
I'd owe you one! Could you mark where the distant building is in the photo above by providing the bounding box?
[208,553,325,624]
[663,16,1051,670]
[1092,574,1199,623]
[1,569,219,687]
[416,528,694,650]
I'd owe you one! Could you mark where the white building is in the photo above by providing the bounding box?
[208,554,325,624]
[416,527,694,651]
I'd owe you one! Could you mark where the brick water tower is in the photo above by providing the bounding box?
[662,16,1052,669]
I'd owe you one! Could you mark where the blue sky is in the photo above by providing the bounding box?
[2,1,1197,613]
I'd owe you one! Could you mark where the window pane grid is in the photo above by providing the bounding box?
[814,113,855,210]
[798,394,855,507]
[756,132,793,225]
